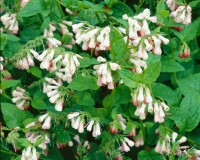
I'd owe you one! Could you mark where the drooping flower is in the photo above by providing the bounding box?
[12,87,30,110]
[38,113,52,129]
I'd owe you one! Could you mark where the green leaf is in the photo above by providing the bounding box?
[76,91,95,106]
[189,0,200,8]
[45,148,64,160]
[18,0,47,17]
[119,69,138,88]
[156,0,169,18]
[112,2,134,18]
[110,26,127,61]
[1,80,20,90]
[0,33,7,50]
[31,90,47,110]
[79,57,98,68]
[17,138,31,147]
[27,66,42,78]
[172,17,200,41]
[138,149,165,160]
[1,103,33,128]
[68,75,99,91]
[135,62,161,84]
[177,73,200,96]
[152,83,182,106]
[170,95,200,132]
[161,59,185,72]
[56,130,71,143]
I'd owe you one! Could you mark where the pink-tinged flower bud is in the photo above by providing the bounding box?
[129,128,136,136]
[158,35,169,44]
[124,137,134,147]
[178,136,187,144]
[121,142,130,152]
[42,116,51,129]
[172,132,178,142]
[87,120,94,132]
[110,124,118,134]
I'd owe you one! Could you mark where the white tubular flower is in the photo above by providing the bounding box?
[73,135,81,144]
[124,137,134,147]
[87,120,95,132]
[42,116,51,129]
[11,87,30,110]
[21,146,37,160]
[78,119,85,133]
[172,132,178,142]
[178,136,187,144]
[130,58,147,74]
[160,102,170,111]
[92,122,101,137]
[25,122,36,129]
[144,39,153,51]
[121,141,130,152]
[94,59,120,89]
[145,88,152,103]
[148,103,153,113]
[155,140,162,153]
[158,35,169,45]
[1,13,19,34]
[73,117,81,130]
[142,20,150,35]
[15,53,36,70]
[137,86,144,102]
[67,112,80,119]
[0,56,4,70]
[55,100,64,111]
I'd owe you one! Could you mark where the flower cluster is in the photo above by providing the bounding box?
[155,132,187,155]
[170,5,192,25]
[0,13,19,34]
[120,137,135,152]
[73,23,111,53]
[38,113,52,129]
[178,43,191,58]
[21,146,37,160]
[12,87,30,110]
[134,134,144,147]
[43,77,64,111]
[93,56,121,90]
[165,0,178,11]
[67,112,102,137]
[123,9,169,74]
[15,52,35,70]
[0,56,4,70]
[26,132,50,150]
[132,85,169,122]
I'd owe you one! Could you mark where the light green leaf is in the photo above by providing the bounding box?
[112,2,134,18]
[0,33,7,50]
[177,73,200,96]
[1,103,34,128]
[135,62,161,84]
[138,149,165,160]
[79,57,98,68]
[119,69,138,88]
[18,0,47,17]
[68,75,99,91]
[1,80,20,90]
[110,27,127,61]
[76,91,95,106]
[27,66,42,78]
[152,83,182,106]
[161,59,185,72]
[172,17,200,41]
[31,90,47,110]
[170,95,200,132]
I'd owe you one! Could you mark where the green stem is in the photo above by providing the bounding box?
[140,120,146,146]
[136,0,145,14]
[56,0,65,17]
[0,149,18,156]
[164,125,200,149]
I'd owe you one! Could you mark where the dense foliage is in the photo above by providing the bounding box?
[0,0,200,159]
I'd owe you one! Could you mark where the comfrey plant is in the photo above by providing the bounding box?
[1,0,200,160]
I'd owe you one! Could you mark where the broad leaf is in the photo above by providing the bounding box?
[138,149,165,160]
[1,80,20,90]
[1,103,33,128]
